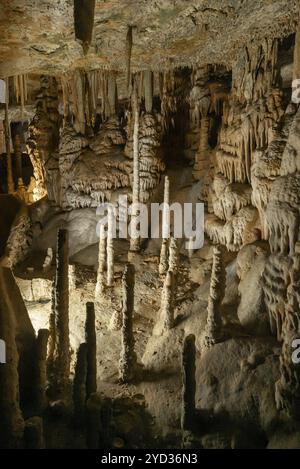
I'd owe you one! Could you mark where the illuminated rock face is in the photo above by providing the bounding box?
[3,0,300,451]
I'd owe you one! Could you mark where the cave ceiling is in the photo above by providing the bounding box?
[0,0,298,78]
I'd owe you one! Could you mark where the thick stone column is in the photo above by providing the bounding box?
[144,70,153,113]
[4,78,14,193]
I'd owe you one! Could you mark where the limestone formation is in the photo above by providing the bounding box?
[119,264,137,383]
[181,334,196,431]
[51,229,70,396]
[204,245,226,347]
[95,224,106,297]
[160,270,175,331]
[73,343,87,426]
[107,210,114,287]
[130,84,141,252]
[2,0,300,450]
[168,237,179,275]
[34,329,49,415]
[85,302,97,397]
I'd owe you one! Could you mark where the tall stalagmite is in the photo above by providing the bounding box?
[119,263,137,383]
[95,224,106,297]
[52,229,70,396]
[181,334,196,431]
[34,329,49,415]
[85,302,97,397]
[130,83,141,252]
[73,343,87,426]
[204,245,225,347]
[161,270,175,331]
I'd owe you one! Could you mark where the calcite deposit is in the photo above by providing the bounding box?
[1,0,300,451]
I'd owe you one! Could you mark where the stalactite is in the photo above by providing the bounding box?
[52,229,70,396]
[144,70,153,113]
[85,302,97,397]
[181,334,196,431]
[73,343,87,426]
[204,245,225,347]
[34,329,49,415]
[161,270,175,331]
[108,73,117,116]
[130,82,141,252]
[4,78,14,193]
[126,26,133,91]
[107,210,114,287]
[95,224,106,297]
[119,263,137,383]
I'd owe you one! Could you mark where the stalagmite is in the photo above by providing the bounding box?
[107,210,114,287]
[169,237,179,275]
[204,245,225,347]
[119,264,137,383]
[47,281,56,366]
[34,329,49,415]
[95,224,106,297]
[159,176,170,274]
[52,229,70,396]
[181,334,196,431]
[144,70,153,113]
[85,302,97,397]
[73,343,87,426]
[159,238,169,275]
[161,270,175,331]
[4,78,14,193]
[130,83,141,252]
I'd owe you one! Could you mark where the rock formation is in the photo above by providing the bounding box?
[119,264,137,383]
[204,245,225,347]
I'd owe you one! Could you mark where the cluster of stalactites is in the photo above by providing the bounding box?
[61,69,118,134]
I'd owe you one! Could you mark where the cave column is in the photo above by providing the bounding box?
[34,329,49,415]
[161,270,175,331]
